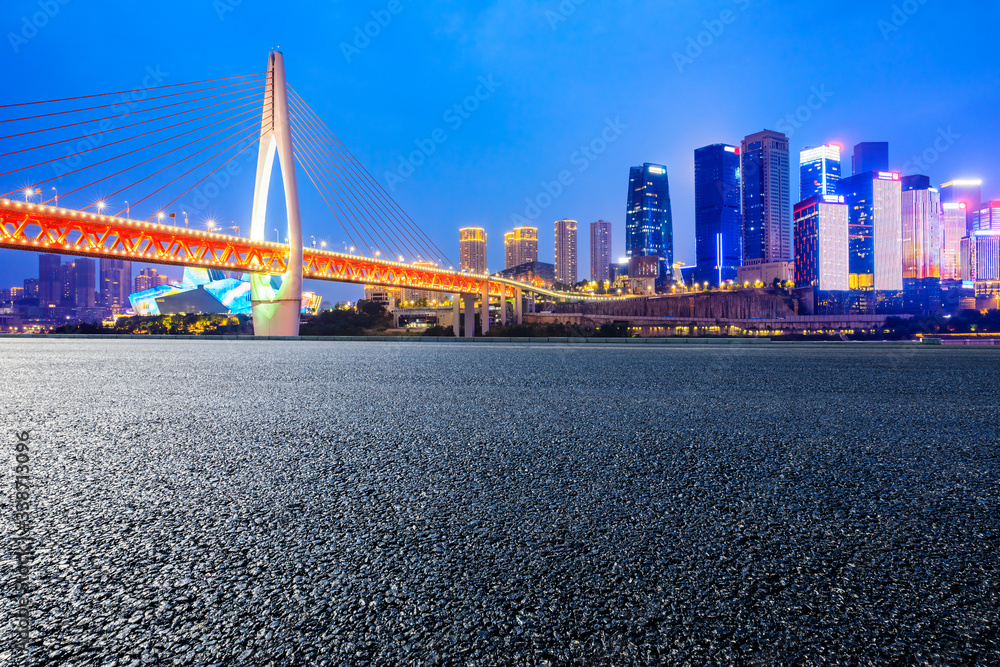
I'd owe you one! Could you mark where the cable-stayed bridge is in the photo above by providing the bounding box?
[0,52,625,336]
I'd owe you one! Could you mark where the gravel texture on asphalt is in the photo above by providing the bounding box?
[0,339,998,666]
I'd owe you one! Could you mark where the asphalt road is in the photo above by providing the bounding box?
[1,340,997,665]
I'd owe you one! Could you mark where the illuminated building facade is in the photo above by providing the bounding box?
[940,179,982,234]
[742,130,792,264]
[625,162,674,280]
[134,268,172,293]
[74,258,96,310]
[459,227,487,274]
[793,194,849,291]
[852,142,889,175]
[554,219,577,285]
[901,176,941,312]
[504,226,538,269]
[590,220,612,283]
[836,171,903,292]
[800,144,841,199]
[971,200,1000,232]
[100,259,132,313]
[695,144,742,286]
[940,203,966,281]
[964,231,1000,282]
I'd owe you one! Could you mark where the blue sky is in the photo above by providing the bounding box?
[2,0,999,302]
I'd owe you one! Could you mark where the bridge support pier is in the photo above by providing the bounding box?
[515,287,523,324]
[481,280,490,335]
[463,294,475,338]
[452,293,460,337]
[500,292,507,325]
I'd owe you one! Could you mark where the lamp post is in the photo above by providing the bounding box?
[182,211,188,227]
[52,187,58,207]
[96,200,107,215]
[125,201,130,219]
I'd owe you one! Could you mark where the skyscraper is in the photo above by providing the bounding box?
[100,259,132,312]
[695,144,742,286]
[504,227,538,269]
[901,175,941,312]
[741,130,792,264]
[59,261,76,307]
[554,219,577,285]
[793,194,849,291]
[625,163,673,280]
[941,179,982,234]
[971,200,1000,232]
[590,220,612,283]
[38,254,61,306]
[940,203,967,281]
[799,144,841,199]
[836,170,903,292]
[459,227,487,274]
[74,258,97,310]
[852,142,889,175]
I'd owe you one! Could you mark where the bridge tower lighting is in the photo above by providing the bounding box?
[248,51,304,336]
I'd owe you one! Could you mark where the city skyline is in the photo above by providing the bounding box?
[2,2,999,303]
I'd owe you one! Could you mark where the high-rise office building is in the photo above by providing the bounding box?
[836,170,903,292]
[901,176,941,280]
[941,179,982,234]
[963,231,1000,282]
[459,227,487,274]
[23,278,39,300]
[741,130,792,264]
[793,194,849,291]
[589,220,612,283]
[100,259,132,312]
[554,219,577,285]
[625,163,674,280]
[852,142,889,175]
[59,261,76,307]
[971,200,1000,232]
[504,227,538,269]
[901,176,941,313]
[134,268,170,293]
[74,258,97,310]
[799,144,841,199]
[695,144,742,285]
[38,254,61,306]
[940,203,966,281]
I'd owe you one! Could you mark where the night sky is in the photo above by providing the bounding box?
[2,0,998,302]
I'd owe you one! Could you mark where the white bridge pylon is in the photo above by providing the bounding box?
[249,51,303,337]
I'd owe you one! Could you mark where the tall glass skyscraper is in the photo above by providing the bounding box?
[941,179,982,234]
[852,142,889,175]
[694,144,742,286]
[901,175,941,313]
[793,194,849,291]
[741,130,792,263]
[799,144,841,200]
[589,220,612,283]
[940,203,967,281]
[836,170,903,292]
[625,163,673,279]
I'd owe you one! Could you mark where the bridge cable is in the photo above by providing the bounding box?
[289,118,411,262]
[289,87,455,268]
[2,104,267,199]
[289,101,434,264]
[288,90,449,266]
[0,72,268,109]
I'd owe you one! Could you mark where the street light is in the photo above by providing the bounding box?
[182,211,188,227]
[96,201,107,214]
[124,201,130,219]
[310,235,316,248]
[51,187,58,207]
